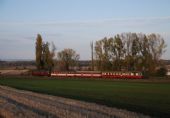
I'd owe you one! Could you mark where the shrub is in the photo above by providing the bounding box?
[156,67,167,77]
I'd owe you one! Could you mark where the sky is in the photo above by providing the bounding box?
[0,0,170,60]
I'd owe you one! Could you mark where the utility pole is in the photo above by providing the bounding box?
[90,41,94,71]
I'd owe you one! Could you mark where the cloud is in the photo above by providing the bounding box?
[24,36,36,41]
[1,16,170,28]
[0,16,170,59]
[24,16,170,27]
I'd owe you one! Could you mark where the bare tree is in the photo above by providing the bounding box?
[90,41,94,71]
[95,37,112,71]
[95,40,103,71]
[94,33,166,74]
[147,34,167,72]
[57,48,80,71]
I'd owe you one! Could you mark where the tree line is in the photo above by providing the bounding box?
[35,34,79,72]
[35,32,167,76]
[94,32,166,75]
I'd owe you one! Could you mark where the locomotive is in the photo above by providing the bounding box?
[32,71,143,79]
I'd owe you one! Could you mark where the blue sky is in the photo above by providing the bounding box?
[0,0,170,60]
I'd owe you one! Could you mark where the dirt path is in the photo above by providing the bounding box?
[0,86,150,118]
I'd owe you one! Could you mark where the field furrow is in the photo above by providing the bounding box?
[0,85,149,118]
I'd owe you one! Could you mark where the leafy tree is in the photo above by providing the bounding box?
[35,34,56,72]
[95,39,103,71]
[35,34,43,69]
[94,33,166,75]
[57,48,79,71]
[156,67,167,77]
[42,42,55,73]
[95,37,112,71]
[131,33,141,70]
[113,35,124,70]
[147,34,167,72]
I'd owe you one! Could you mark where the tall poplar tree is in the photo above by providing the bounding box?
[35,34,56,72]
[90,41,94,71]
[35,34,43,69]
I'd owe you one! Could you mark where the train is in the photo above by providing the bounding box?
[32,71,143,79]
[32,71,50,76]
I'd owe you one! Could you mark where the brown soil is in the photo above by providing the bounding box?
[0,69,29,75]
[0,86,150,118]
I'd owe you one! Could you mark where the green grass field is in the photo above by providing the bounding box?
[0,76,170,117]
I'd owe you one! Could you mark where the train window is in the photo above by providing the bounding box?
[136,73,139,76]
[131,73,134,76]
